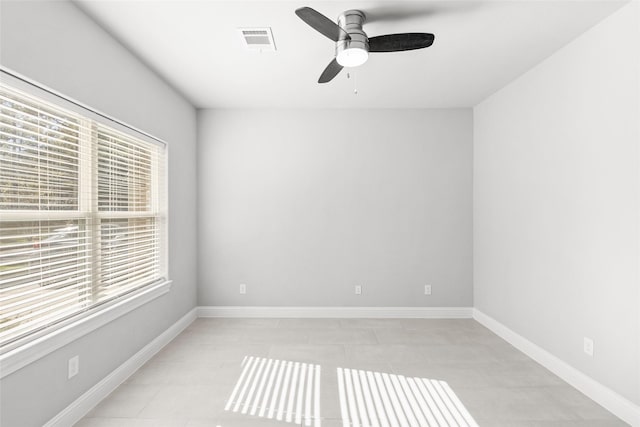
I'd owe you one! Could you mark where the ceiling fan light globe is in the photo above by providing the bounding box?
[336,47,368,67]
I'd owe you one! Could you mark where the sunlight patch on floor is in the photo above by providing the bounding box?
[337,367,479,427]
[224,356,321,426]
[225,356,479,427]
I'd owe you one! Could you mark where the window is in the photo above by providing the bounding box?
[0,77,167,352]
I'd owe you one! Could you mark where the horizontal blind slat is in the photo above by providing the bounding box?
[0,279,92,312]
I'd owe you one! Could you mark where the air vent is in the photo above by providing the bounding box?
[238,27,276,51]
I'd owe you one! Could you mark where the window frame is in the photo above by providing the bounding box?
[0,68,171,379]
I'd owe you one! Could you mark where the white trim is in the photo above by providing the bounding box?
[41,305,467,426]
[473,309,640,427]
[197,306,473,319]
[44,307,197,427]
[0,280,172,379]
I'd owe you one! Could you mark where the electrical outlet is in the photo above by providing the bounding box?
[424,285,432,295]
[355,285,362,295]
[68,355,79,379]
[239,284,247,294]
[583,337,594,357]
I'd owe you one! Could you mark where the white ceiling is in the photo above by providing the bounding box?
[75,0,626,109]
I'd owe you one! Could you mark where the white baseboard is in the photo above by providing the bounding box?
[43,305,468,426]
[44,308,197,427]
[473,309,640,427]
[197,306,473,318]
[47,306,636,426]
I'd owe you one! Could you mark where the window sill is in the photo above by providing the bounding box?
[0,280,172,379]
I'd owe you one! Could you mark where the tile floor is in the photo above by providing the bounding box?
[76,318,628,427]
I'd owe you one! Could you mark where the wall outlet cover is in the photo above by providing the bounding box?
[583,337,594,357]
[68,355,79,379]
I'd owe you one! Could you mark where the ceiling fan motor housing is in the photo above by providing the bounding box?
[336,10,369,67]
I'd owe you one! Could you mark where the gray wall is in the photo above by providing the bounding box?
[473,2,639,404]
[0,1,198,426]
[198,109,473,307]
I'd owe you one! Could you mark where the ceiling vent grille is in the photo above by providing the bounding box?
[238,27,276,51]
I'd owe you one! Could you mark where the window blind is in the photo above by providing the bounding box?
[0,81,167,351]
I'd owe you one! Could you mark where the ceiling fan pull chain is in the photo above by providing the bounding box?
[346,71,358,93]
[353,71,358,95]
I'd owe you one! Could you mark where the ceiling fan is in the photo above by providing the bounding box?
[295,7,435,83]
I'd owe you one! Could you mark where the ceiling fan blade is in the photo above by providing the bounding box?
[295,7,350,42]
[318,58,343,83]
[369,33,435,52]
